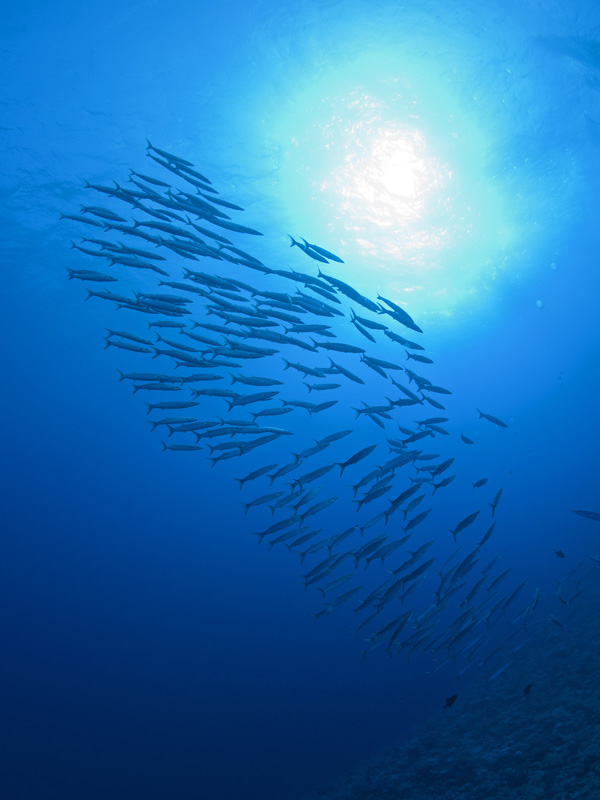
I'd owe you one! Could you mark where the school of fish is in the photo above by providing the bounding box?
[62,140,599,684]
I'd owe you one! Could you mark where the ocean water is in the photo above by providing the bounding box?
[2,1,599,799]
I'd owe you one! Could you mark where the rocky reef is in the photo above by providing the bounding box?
[303,572,600,800]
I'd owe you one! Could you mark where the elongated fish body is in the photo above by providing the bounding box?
[80,205,126,222]
[300,238,343,263]
[288,234,328,263]
[477,408,508,428]
[133,383,182,393]
[162,441,202,452]
[407,352,434,364]
[145,400,199,415]
[250,406,293,421]
[118,371,180,383]
[235,464,278,488]
[147,416,197,431]
[404,508,432,532]
[148,320,188,329]
[313,341,365,354]
[129,169,170,187]
[230,374,283,387]
[315,430,352,446]
[350,309,387,331]
[318,270,380,313]
[573,509,600,522]
[104,338,153,354]
[377,295,423,333]
[303,382,341,392]
[489,489,503,517]
[310,400,338,415]
[67,269,117,282]
[300,497,337,522]
[423,396,446,410]
[351,318,377,343]
[328,358,364,385]
[60,213,104,227]
[252,515,302,544]
[337,444,377,476]
[432,475,456,494]
[383,329,425,350]
[451,510,480,542]
[242,492,284,515]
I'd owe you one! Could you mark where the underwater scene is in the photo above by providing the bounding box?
[2,1,599,798]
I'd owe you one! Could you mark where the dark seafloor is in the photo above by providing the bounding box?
[302,573,600,800]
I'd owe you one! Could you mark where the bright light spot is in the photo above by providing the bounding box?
[338,127,441,228]
[376,141,420,198]
[323,113,453,265]
[265,63,528,325]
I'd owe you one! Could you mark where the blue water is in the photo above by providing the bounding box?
[2,1,600,798]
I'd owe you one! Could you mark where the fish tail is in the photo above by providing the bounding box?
[166,426,176,438]
[84,289,94,301]
[161,441,167,451]
[144,403,153,416]
[288,234,298,248]
[103,338,111,350]
[132,385,139,394]
[117,370,125,381]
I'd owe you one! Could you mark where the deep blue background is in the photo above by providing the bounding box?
[2,1,600,798]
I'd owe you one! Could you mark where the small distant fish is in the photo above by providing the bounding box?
[461,433,474,444]
[523,684,532,696]
[444,694,458,710]
[477,408,508,428]
[573,509,600,522]
[473,478,488,489]
[489,489,503,517]
[554,549,565,558]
